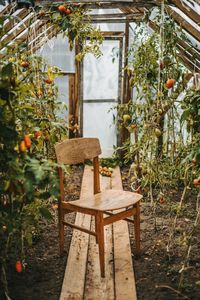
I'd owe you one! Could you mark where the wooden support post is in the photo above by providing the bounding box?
[120,21,131,157]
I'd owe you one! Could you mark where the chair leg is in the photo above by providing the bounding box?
[59,211,65,255]
[95,215,98,244]
[96,212,105,277]
[134,202,141,256]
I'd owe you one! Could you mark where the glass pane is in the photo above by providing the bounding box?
[54,75,69,121]
[39,34,75,72]
[83,40,120,100]
[83,102,117,157]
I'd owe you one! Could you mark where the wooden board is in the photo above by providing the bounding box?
[60,166,93,300]
[84,175,114,300]
[112,167,137,300]
[60,165,137,300]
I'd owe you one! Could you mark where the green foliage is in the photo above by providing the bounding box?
[181,87,200,133]
[38,3,103,60]
[0,38,67,298]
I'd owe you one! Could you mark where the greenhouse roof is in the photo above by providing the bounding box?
[0,0,200,71]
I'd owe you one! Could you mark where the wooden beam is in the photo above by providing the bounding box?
[59,166,92,300]
[0,13,36,50]
[169,0,200,25]
[91,16,143,23]
[3,8,29,34]
[148,19,200,71]
[121,21,130,147]
[35,1,156,9]
[0,2,16,17]
[112,167,138,300]
[89,12,143,19]
[165,5,200,42]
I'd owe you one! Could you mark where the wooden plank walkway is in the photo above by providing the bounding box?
[60,166,137,300]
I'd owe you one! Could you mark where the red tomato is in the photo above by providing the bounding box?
[34,131,42,139]
[58,5,66,13]
[193,179,199,186]
[24,135,31,149]
[166,79,175,89]
[15,261,23,273]
[44,79,53,84]
[65,8,72,15]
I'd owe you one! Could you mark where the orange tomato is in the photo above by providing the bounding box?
[159,197,165,204]
[15,261,23,273]
[24,135,31,149]
[19,141,27,152]
[21,61,29,68]
[58,5,66,13]
[166,78,175,89]
[193,179,199,186]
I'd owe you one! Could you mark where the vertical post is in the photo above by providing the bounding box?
[75,41,83,138]
[58,167,65,254]
[121,21,130,149]
[134,202,141,256]
[93,156,100,194]
[68,74,76,139]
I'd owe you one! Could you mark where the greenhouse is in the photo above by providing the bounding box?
[0,0,200,299]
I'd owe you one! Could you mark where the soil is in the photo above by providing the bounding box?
[6,165,200,300]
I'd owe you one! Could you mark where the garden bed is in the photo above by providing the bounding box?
[7,165,200,300]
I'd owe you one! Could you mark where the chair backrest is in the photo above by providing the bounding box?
[55,137,102,165]
[55,138,101,195]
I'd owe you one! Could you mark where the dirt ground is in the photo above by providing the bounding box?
[7,165,200,300]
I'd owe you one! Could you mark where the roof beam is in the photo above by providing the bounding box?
[169,0,200,25]
[165,5,200,42]
[35,1,156,9]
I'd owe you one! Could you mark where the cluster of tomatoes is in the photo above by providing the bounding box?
[58,5,72,15]
[19,131,42,153]
[99,166,113,177]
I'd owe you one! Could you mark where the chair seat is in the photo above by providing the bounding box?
[67,189,142,212]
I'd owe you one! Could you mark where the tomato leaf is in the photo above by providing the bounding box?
[39,207,53,220]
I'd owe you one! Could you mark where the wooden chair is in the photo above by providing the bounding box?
[55,137,142,277]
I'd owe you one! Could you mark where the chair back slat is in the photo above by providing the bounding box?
[55,138,102,165]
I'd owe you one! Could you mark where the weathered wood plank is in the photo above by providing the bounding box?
[112,167,137,300]
[60,166,93,300]
[55,138,101,165]
[84,175,114,300]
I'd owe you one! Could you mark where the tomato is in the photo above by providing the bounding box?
[65,8,72,15]
[123,114,131,122]
[15,261,23,273]
[159,197,165,204]
[58,5,66,13]
[24,135,31,149]
[19,141,27,152]
[21,61,29,68]
[44,78,53,84]
[166,78,175,89]
[34,131,42,139]
[155,128,162,137]
[193,179,199,186]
